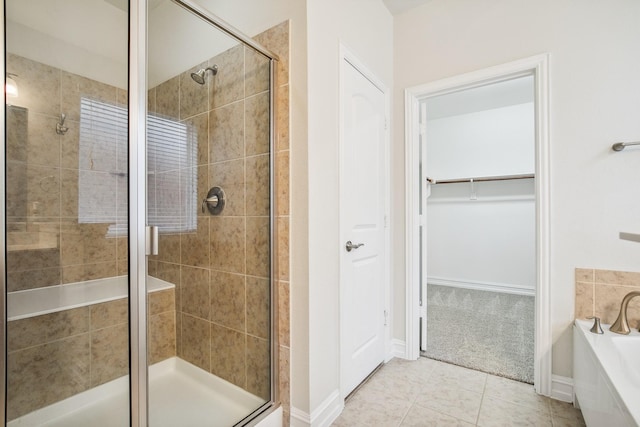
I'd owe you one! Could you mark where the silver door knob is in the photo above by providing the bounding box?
[345,240,364,252]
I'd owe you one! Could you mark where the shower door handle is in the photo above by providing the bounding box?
[146,225,159,256]
[345,240,364,252]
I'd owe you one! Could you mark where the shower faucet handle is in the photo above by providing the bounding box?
[201,195,219,213]
[201,186,226,215]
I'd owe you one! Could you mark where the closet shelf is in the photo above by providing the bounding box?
[426,173,535,185]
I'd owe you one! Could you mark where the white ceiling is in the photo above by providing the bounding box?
[382,0,433,15]
[425,75,535,120]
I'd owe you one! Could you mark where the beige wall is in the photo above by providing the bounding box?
[393,0,640,379]
[299,0,393,419]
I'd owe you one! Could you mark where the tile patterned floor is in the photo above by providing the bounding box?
[332,357,586,427]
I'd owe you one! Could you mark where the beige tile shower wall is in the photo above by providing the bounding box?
[4,53,179,421]
[575,268,640,329]
[254,22,291,425]
[5,53,128,292]
[5,20,291,421]
[6,289,175,421]
[148,21,290,413]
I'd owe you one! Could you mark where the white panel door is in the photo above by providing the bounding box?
[340,58,386,397]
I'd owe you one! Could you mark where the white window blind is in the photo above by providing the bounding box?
[78,97,197,236]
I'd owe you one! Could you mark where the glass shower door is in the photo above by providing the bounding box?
[4,0,131,424]
[146,1,275,425]
[3,0,276,424]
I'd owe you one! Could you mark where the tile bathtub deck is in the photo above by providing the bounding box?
[332,358,586,427]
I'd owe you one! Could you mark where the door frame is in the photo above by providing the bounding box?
[338,44,392,399]
[404,54,551,396]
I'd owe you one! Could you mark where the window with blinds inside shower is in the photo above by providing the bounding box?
[78,97,197,236]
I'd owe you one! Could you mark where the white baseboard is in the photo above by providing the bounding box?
[290,407,310,427]
[550,375,574,403]
[391,339,407,359]
[290,390,343,427]
[427,276,535,297]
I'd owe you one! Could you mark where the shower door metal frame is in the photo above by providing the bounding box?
[0,0,7,422]
[130,0,148,425]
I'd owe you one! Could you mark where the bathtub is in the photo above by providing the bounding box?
[574,319,640,426]
[8,275,174,321]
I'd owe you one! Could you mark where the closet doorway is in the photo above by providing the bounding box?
[422,76,535,383]
[404,55,551,394]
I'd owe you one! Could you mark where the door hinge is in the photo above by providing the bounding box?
[419,303,427,318]
[384,310,388,327]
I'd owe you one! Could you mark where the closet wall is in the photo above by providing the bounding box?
[425,80,536,292]
[426,180,535,291]
[426,103,534,178]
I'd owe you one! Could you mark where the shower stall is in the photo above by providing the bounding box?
[2,0,284,425]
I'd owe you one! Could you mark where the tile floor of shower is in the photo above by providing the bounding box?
[332,357,586,427]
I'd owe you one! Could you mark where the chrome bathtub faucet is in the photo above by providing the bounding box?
[609,291,640,334]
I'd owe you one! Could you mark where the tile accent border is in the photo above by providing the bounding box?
[575,268,640,329]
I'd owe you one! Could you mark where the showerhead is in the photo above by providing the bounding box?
[190,65,218,85]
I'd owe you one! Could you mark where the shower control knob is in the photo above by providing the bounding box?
[202,186,225,215]
[345,240,364,252]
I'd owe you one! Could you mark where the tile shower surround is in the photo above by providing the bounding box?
[5,21,291,424]
[148,20,290,409]
[5,50,132,421]
[575,268,640,328]
[7,289,175,420]
[6,52,129,290]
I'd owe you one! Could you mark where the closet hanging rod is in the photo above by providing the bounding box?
[426,173,535,185]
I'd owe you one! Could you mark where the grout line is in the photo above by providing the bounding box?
[547,397,555,427]
[591,282,595,316]
[344,362,383,403]
[475,374,488,426]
